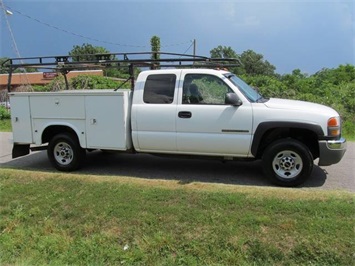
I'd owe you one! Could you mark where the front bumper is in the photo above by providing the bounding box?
[318,138,347,166]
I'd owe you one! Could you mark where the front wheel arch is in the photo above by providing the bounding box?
[251,122,323,159]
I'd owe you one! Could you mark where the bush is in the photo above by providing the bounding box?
[71,75,121,90]
[43,75,130,91]
[0,106,10,120]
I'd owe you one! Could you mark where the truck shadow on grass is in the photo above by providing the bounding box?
[1,150,327,188]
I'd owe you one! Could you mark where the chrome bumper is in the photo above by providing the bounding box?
[318,138,347,166]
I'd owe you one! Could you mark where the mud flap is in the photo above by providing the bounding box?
[12,144,30,159]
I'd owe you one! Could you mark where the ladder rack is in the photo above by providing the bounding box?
[2,52,241,91]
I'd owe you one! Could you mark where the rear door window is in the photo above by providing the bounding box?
[143,74,176,104]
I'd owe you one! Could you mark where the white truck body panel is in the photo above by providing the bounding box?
[10,90,132,150]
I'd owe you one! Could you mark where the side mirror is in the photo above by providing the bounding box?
[225,93,242,106]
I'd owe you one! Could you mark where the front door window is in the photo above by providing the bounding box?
[182,74,233,105]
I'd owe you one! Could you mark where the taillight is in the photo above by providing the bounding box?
[328,117,340,137]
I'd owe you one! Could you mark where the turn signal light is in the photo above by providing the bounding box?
[328,117,339,127]
[328,117,340,137]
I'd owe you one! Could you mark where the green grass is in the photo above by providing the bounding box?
[0,119,11,132]
[0,169,354,265]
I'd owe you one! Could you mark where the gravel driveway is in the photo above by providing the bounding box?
[1,132,354,191]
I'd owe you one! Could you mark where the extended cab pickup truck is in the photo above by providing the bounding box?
[6,54,347,187]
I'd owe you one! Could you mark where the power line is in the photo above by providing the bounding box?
[0,0,31,88]
[1,1,21,58]
[181,41,194,55]
[4,4,192,49]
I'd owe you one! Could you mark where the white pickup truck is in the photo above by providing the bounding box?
[6,54,346,187]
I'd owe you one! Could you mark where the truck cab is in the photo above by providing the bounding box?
[131,69,253,157]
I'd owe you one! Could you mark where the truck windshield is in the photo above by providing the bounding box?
[224,74,264,103]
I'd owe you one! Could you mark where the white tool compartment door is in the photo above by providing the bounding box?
[10,96,33,143]
[85,94,127,150]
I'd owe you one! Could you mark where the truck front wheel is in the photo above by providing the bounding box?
[262,139,313,187]
[47,133,86,171]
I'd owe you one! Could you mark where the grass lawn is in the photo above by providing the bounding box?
[0,169,354,265]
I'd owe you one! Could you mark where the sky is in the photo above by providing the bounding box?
[0,0,354,75]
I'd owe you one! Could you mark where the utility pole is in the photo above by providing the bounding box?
[193,39,196,58]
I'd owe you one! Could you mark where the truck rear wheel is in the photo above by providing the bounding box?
[262,139,313,187]
[47,133,85,171]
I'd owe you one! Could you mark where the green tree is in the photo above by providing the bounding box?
[313,64,355,86]
[281,69,313,95]
[241,74,291,98]
[68,44,129,78]
[239,50,276,76]
[0,58,10,74]
[210,45,238,59]
[150,36,161,69]
[210,46,240,73]
[69,43,110,61]
[210,47,276,76]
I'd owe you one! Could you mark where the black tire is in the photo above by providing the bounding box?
[262,139,313,187]
[47,133,86,171]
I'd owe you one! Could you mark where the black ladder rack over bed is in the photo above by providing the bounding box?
[2,52,241,92]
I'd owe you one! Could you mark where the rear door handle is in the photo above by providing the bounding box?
[178,111,192,118]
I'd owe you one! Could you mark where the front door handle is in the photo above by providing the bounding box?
[178,111,192,118]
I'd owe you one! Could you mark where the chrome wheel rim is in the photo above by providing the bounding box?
[54,142,73,165]
[272,150,303,179]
